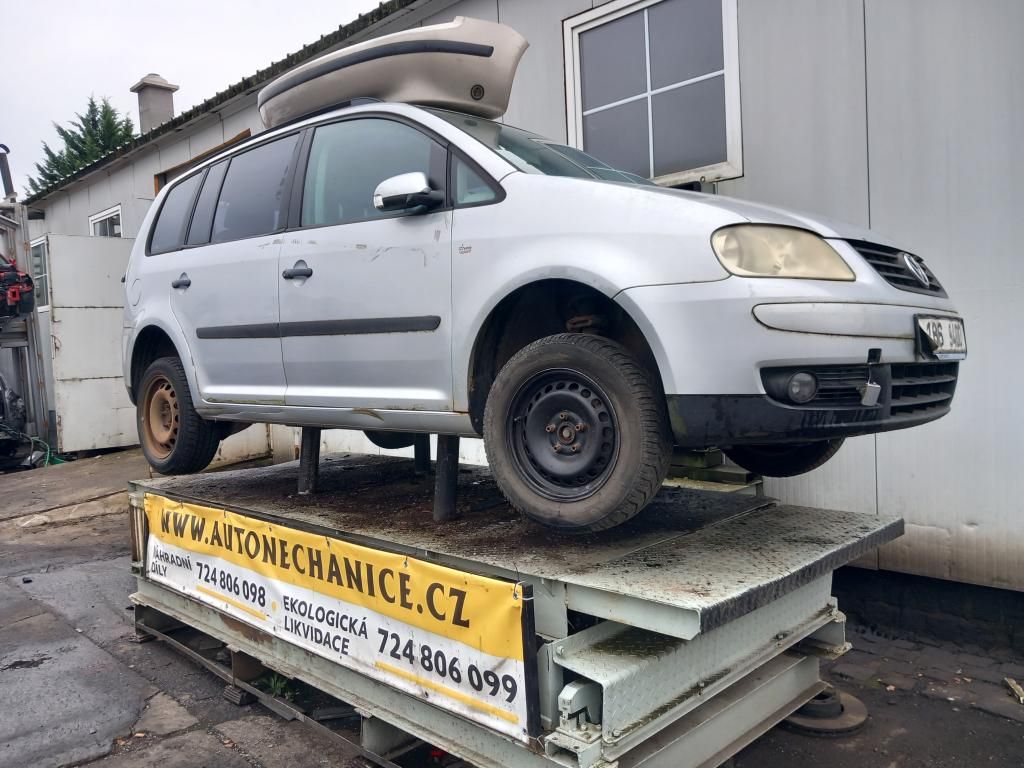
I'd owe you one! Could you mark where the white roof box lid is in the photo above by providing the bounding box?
[258,17,528,129]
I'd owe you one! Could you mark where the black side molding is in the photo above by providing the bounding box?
[258,40,495,109]
[196,316,441,340]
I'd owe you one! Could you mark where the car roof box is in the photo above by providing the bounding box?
[258,17,529,129]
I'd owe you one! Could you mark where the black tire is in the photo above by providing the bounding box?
[483,333,671,532]
[724,438,845,478]
[364,430,417,450]
[137,356,220,474]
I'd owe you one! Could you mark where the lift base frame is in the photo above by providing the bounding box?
[128,454,902,768]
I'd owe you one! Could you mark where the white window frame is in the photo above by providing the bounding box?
[88,204,123,237]
[563,0,742,185]
[29,236,50,311]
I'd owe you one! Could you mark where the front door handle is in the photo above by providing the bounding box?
[171,274,191,289]
[282,266,313,280]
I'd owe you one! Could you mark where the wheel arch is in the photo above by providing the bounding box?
[127,322,197,405]
[465,277,667,433]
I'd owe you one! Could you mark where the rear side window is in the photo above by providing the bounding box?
[149,172,203,254]
[211,133,300,243]
[301,118,446,228]
[186,161,228,246]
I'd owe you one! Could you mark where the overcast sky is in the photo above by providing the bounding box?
[2,0,382,196]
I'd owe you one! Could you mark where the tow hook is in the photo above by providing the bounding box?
[859,348,882,407]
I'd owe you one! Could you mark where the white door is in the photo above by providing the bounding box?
[278,117,453,410]
[47,233,136,451]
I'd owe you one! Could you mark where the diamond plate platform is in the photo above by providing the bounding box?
[132,453,902,641]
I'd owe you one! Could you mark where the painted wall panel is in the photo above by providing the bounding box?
[46,235,134,451]
[156,138,191,175]
[499,0,593,141]
[57,187,91,236]
[189,119,226,159]
[86,175,113,219]
[865,0,1024,589]
[420,0,497,27]
[221,98,264,142]
[719,0,869,226]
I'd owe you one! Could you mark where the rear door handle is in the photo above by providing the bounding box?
[171,274,191,289]
[282,267,313,280]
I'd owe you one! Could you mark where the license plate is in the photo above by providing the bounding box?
[916,315,967,360]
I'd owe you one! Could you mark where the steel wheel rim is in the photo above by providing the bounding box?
[505,368,620,501]
[141,374,179,460]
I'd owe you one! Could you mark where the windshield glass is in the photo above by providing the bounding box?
[426,109,654,186]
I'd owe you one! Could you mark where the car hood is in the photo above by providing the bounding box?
[624,184,901,249]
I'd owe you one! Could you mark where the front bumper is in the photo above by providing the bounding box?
[616,277,962,396]
[668,360,959,447]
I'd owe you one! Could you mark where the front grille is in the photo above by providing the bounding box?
[809,365,869,407]
[890,361,958,418]
[848,240,947,298]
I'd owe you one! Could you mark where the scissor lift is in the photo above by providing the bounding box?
[128,452,901,768]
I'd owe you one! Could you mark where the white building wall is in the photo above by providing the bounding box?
[26,0,1019,589]
[864,0,1024,590]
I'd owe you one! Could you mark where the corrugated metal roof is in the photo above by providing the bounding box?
[23,0,419,205]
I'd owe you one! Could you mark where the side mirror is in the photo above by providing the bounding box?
[373,172,443,214]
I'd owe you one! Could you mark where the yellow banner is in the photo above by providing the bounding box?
[144,493,525,661]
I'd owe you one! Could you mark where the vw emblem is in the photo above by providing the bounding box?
[902,253,930,288]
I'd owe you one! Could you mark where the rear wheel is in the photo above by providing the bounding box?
[483,333,671,532]
[724,438,844,478]
[137,356,220,474]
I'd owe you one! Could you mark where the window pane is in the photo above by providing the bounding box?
[648,0,724,89]
[187,161,228,246]
[579,10,647,111]
[452,156,496,206]
[583,99,650,178]
[212,134,299,243]
[150,173,203,254]
[301,119,445,227]
[651,75,727,176]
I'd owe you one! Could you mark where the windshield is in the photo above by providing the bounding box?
[426,109,655,186]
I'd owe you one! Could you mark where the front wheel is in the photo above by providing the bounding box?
[137,356,221,474]
[483,333,672,532]
[724,438,845,478]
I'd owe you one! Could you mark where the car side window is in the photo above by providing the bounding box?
[451,154,497,206]
[149,172,203,255]
[211,133,300,243]
[301,118,446,228]
[186,160,228,246]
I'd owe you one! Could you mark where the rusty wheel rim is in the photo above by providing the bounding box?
[141,374,179,460]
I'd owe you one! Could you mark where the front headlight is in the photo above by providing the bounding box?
[711,225,855,280]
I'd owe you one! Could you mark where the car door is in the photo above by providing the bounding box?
[278,116,453,411]
[164,132,301,405]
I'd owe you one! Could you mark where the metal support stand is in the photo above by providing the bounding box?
[433,434,459,522]
[413,433,431,475]
[298,427,321,495]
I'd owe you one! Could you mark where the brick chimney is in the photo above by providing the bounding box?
[130,73,179,134]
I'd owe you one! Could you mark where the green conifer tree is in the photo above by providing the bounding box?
[26,97,135,195]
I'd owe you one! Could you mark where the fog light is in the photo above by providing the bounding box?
[787,372,818,404]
